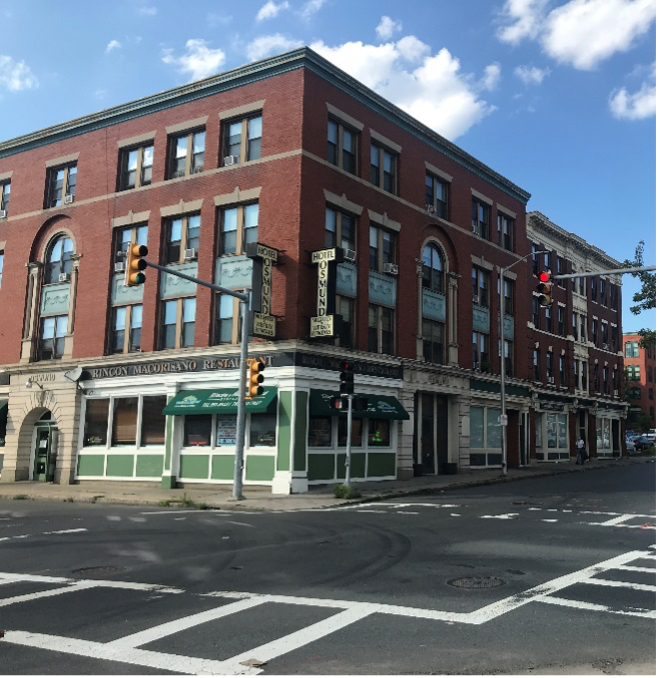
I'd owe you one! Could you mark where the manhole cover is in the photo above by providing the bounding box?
[71,565,128,578]
[448,576,505,588]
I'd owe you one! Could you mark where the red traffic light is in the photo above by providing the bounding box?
[338,360,353,371]
[538,271,550,283]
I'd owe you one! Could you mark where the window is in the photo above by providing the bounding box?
[119,144,153,190]
[578,275,585,296]
[223,115,262,165]
[0,181,10,214]
[473,331,490,370]
[601,322,608,345]
[498,339,513,376]
[559,356,566,387]
[625,365,640,381]
[308,417,332,447]
[579,315,586,343]
[116,224,148,254]
[161,297,196,350]
[421,243,444,293]
[531,244,540,275]
[603,366,610,394]
[164,214,200,263]
[368,304,394,354]
[472,267,489,307]
[369,144,396,193]
[218,203,259,256]
[250,414,276,447]
[556,256,565,287]
[647,367,653,383]
[629,387,641,399]
[215,294,234,344]
[610,284,618,309]
[498,278,514,315]
[425,173,449,220]
[546,414,568,449]
[532,297,539,329]
[611,329,618,352]
[0,250,3,287]
[325,207,355,251]
[327,119,357,174]
[45,235,74,284]
[533,348,540,381]
[544,306,552,333]
[169,129,205,178]
[625,341,640,358]
[591,276,597,301]
[572,312,577,339]
[110,305,142,354]
[369,226,396,272]
[469,406,502,466]
[184,415,212,447]
[581,360,588,390]
[574,359,578,386]
[422,319,445,364]
[111,397,138,446]
[45,163,77,207]
[542,249,550,272]
[557,306,565,336]
[337,296,355,349]
[141,395,167,446]
[39,315,67,360]
[471,199,490,239]
[650,388,655,400]
[594,364,600,391]
[368,420,391,447]
[599,279,607,305]
[83,399,109,446]
[592,318,598,344]
[546,351,554,382]
[497,213,513,250]
[339,417,363,447]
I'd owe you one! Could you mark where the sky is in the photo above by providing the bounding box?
[0,0,656,333]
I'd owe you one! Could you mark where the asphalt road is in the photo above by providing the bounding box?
[0,462,655,675]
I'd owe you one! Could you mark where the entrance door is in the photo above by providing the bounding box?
[519,412,529,465]
[420,394,435,474]
[418,393,449,474]
[33,426,51,481]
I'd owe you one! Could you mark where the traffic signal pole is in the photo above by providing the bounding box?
[142,260,250,501]
[344,394,354,488]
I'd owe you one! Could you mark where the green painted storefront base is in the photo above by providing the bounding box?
[308,451,396,482]
[77,453,165,479]
[178,454,275,482]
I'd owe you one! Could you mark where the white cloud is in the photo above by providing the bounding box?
[137,5,157,16]
[162,39,226,81]
[309,39,497,140]
[0,55,38,92]
[376,16,402,40]
[498,0,656,70]
[246,34,304,61]
[609,62,656,119]
[207,13,233,28]
[300,0,327,20]
[480,63,501,90]
[256,1,290,22]
[105,40,121,54]
[497,0,549,44]
[514,64,551,84]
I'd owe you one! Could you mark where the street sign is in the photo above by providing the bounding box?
[310,315,335,337]
[252,312,276,337]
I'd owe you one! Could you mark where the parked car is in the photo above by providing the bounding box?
[634,435,652,451]
[626,439,637,454]
[646,429,656,444]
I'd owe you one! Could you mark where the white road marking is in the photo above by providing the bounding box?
[585,578,656,592]
[226,520,255,527]
[44,528,88,535]
[0,581,97,607]
[0,528,88,543]
[354,510,387,514]
[528,508,542,511]
[535,595,655,619]
[480,513,519,520]
[616,565,655,573]
[396,511,419,515]
[541,519,558,523]
[599,514,639,526]
[450,513,461,517]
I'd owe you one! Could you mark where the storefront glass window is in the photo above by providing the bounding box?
[546,414,557,449]
[368,419,390,447]
[338,417,363,447]
[596,425,603,449]
[112,397,138,446]
[216,415,237,446]
[140,395,166,446]
[470,407,484,448]
[557,414,567,448]
[84,399,109,446]
[486,409,500,448]
[308,417,332,447]
[250,414,276,447]
[184,415,212,447]
[602,420,611,449]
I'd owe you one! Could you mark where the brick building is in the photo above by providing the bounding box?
[623,332,656,427]
[0,48,625,492]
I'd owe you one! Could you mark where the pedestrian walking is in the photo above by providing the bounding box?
[576,437,586,464]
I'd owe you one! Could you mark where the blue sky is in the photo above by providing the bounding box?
[0,0,655,332]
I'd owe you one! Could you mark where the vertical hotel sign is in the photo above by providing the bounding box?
[310,247,342,338]
[246,242,279,338]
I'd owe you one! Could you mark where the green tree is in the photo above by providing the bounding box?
[623,241,656,350]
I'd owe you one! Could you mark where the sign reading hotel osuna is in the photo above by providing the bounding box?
[310,247,343,337]
[246,242,279,338]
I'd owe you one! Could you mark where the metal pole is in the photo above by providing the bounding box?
[499,266,508,477]
[231,298,250,501]
[553,265,655,280]
[344,395,353,487]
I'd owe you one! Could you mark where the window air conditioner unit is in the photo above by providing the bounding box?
[472,295,480,304]
[192,166,204,174]
[224,155,239,166]
[342,248,357,263]
[602,343,609,350]
[613,389,619,396]
[425,204,436,215]
[114,262,126,273]
[184,248,198,261]
[547,376,555,384]
[64,194,74,204]
[383,262,399,275]
[0,210,6,219]
[172,170,186,178]
[58,273,71,283]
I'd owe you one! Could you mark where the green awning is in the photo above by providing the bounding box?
[309,390,409,420]
[163,388,277,415]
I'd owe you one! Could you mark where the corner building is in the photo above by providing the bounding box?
[623,332,656,427]
[0,48,623,492]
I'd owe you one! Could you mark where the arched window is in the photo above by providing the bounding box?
[45,235,74,284]
[421,243,444,293]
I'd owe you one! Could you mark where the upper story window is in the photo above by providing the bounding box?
[531,244,540,275]
[111,305,142,354]
[592,318,598,343]
[472,267,489,307]
[471,199,490,239]
[421,244,444,294]
[625,365,640,381]
[39,315,67,361]
[533,348,540,380]
[45,235,74,284]
[610,284,618,309]
[164,214,200,264]
[579,314,586,342]
[369,226,396,272]
[218,203,259,256]
[370,144,396,194]
[117,224,148,255]
[161,297,196,350]
[169,129,205,178]
[625,341,640,357]
[601,321,608,345]
[223,115,262,165]
[546,351,554,382]
[45,164,77,208]
[327,119,357,174]
[532,297,539,329]
[578,275,585,296]
[119,144,154,190]
[557,306,565,336]
[647,367,653,383]
[425,174,449,220]
[556,256,565,287]
[591,276,597,301]
[498,277,514,315]
[497,213,513,251]
[629,387,641,399]
[599,278,607,305]
[650,388,654,400]
[544,306,553,333]
[368,304,395,355]
[325,207,355,251]
[0,181,10,215]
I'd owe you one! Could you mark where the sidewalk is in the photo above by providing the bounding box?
[0,457,652,512]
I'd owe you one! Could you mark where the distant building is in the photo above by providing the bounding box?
[623,332,656,428]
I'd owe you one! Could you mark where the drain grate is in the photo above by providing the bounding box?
[71,565,128,578]
[448,576,505,588]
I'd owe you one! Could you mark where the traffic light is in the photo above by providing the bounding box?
[536,270,552,307]
[125,243,148,287]
[339,360,354,395]
[247,359,265,398]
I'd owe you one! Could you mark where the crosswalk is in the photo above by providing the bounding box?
[0,544,655,675]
